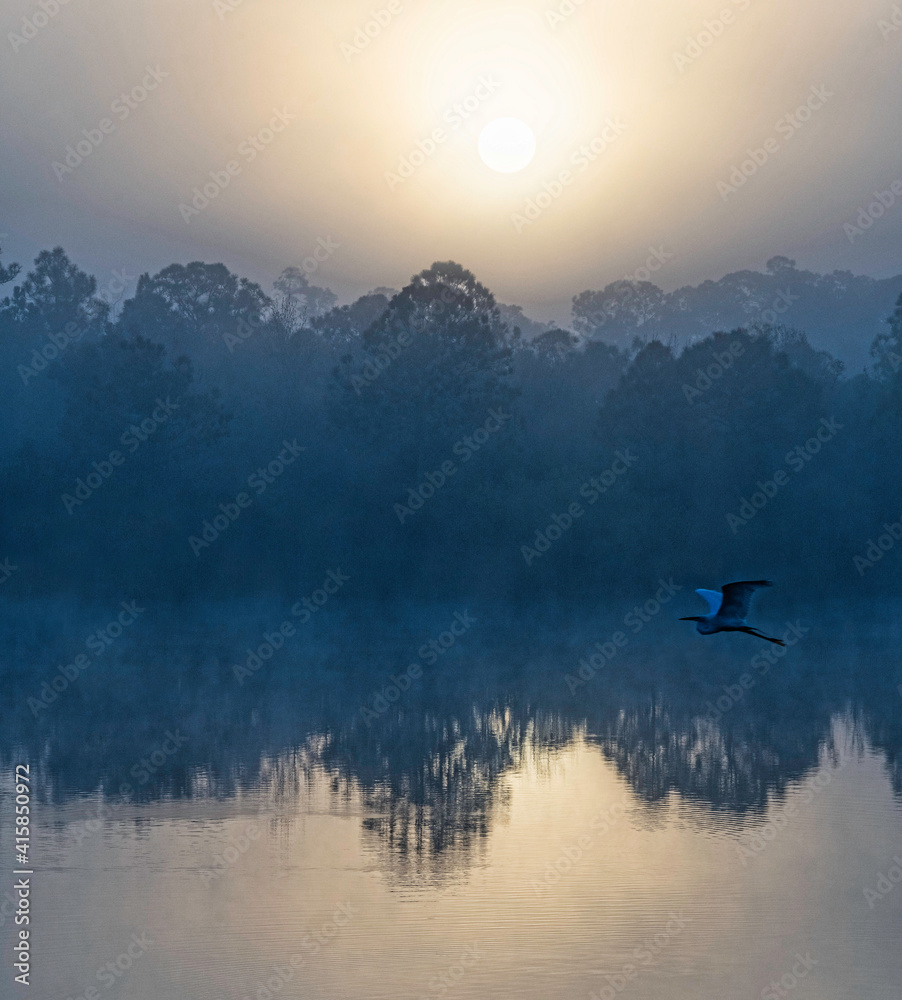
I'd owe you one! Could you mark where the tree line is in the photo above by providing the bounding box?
[1,246,900,601]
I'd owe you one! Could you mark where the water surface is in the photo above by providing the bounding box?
[1,601,900,999]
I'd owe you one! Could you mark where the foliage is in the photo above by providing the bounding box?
[0,247,898,601]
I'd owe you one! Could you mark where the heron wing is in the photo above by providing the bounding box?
[695,589,723,615]
[719,580,773,619]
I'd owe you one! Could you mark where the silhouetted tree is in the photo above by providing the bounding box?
[117,261,272,356]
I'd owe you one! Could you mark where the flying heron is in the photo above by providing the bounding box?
[680,580,785,646]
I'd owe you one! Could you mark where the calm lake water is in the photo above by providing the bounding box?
[1,599,901,999]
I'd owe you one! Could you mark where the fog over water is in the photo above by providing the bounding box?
[3,3,902,997]
[2,601,901,999]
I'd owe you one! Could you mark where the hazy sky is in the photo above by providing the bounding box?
[2,0,900,321]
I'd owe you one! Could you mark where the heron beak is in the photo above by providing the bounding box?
[678,617,701,622]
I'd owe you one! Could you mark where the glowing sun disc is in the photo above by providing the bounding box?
[478,117,536,174]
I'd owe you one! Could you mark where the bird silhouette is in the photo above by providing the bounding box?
[680,580,785,646]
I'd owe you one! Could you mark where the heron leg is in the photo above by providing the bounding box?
[740,626,786,647]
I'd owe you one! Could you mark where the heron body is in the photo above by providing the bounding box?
[680,580,785,646]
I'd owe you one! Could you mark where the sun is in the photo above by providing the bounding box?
[478,117,537,174]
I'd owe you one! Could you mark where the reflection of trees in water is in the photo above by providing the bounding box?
[587,699,826,813]
[317,708,580,882]
[2,620,901,879]
[875,734,902,797]
[854,699,902,798]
